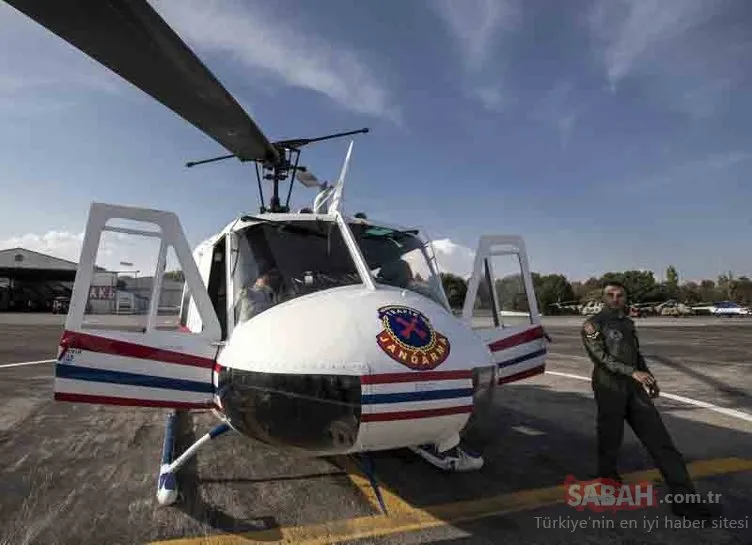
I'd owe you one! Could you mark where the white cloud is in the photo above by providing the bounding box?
[587,0,743,118]
[150,0,399,122]
[672,75,739,119]
[531,80,581,147]
[430,0,520,112]
[431,0,519,72]
[431,238,476,279]
[0,74,40,95]
[620,150,752,194]
[471,84,514,113]
[555,113,577,147]
[5,231,479,286]
[588,0,711,87]
[0,1,399,122]
[0,231,84,263]
[0,3,131,113]
[0,230,176,276]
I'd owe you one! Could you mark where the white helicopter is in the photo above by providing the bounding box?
[6,0,549,507]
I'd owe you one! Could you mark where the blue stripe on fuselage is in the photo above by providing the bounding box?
[361,388,473,404]
[497,348,547,368]
[55,364,213,393]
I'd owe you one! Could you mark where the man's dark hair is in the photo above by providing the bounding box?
[602,280,627,292]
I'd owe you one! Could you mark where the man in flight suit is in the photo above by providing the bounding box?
[581,281,717,519]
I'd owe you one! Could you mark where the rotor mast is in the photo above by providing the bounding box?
[186,128,369,213]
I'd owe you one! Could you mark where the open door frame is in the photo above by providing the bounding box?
[66,202,221,339]
[55,202,223,409]
[461,235,547,385]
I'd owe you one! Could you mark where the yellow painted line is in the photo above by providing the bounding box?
[148,457,752,545]
[621,456,752,484]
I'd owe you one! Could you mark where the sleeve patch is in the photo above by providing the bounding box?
[583,321,598,338]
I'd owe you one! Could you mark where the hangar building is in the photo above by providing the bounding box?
[0,247,81,312]
[0,247,182,314]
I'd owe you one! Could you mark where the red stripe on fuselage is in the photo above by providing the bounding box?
[362,369,473,385]
[54,392,216,409]
[59,330,215,369]
[361,405,473,422]
[488,325,544,353]
[497,364,545,385]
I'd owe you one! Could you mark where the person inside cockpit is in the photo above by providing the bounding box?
[236,266,282,323]
[376,258,435,300]
[377,258,412,288]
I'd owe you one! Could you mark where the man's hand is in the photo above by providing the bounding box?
[632,370,656,386]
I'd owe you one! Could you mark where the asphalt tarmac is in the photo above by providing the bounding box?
[0,313,750,545]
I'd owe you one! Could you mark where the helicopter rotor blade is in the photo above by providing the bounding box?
[3,0,279,165]
[275,128,369,150]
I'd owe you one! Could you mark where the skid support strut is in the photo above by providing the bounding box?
[156,410,231,506]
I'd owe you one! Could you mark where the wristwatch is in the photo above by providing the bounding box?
[644,382,660,398]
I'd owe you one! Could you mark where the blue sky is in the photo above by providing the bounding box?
[0,0,750,283]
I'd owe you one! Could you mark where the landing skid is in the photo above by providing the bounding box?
[156,410,232,506]
[351,453,388,515]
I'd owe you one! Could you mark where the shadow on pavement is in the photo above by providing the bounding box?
[174,411,283,537]
[353,384,752,544]
[172,382,752,543]
[646,353,751,411]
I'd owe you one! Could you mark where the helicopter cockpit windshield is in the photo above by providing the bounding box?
[232,218,446,324]
[350,223,445,303]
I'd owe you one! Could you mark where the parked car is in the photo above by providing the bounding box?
[657,300,694,316]
[628,305,647,318]
[51,296,70,314]
[581,301,603,315]
[711,301,751,317]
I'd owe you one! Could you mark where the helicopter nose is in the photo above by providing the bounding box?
[215,286,494,455]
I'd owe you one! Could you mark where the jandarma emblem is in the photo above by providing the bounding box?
[376,305,450,370]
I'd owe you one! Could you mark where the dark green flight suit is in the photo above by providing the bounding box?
[581,307,695,494]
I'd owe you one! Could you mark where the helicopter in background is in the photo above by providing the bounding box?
[5,0,549,507]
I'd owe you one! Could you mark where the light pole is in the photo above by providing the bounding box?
[120,261,139,278]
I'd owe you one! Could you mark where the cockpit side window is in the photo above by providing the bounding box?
[350,224,447,307]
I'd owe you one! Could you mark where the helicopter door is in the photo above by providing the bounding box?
[462,236,547,385]
[55,203,222,409]
[205,235,229,340]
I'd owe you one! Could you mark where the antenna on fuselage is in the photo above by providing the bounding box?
[327,140,354,214]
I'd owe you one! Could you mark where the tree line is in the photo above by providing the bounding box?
[440,266,752,315]
[164,265,751,316]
